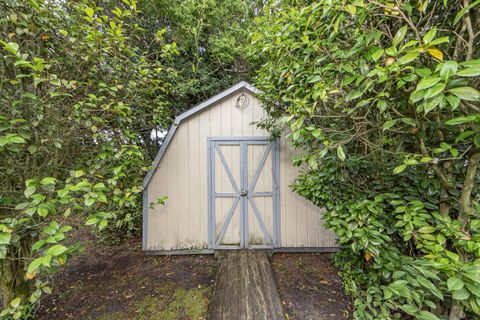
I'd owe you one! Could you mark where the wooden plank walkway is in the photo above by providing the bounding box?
[207,250,285,320]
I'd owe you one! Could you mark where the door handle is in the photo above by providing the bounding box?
[240,189,248,197]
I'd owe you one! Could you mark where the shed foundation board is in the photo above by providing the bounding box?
[142,247,340,256]
[144,249,214,256]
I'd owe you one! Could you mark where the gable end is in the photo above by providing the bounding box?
[143,81,258,188]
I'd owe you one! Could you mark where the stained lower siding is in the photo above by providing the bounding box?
[145,91,337,251]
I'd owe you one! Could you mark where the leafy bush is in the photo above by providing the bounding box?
[250,0,480,319]
[0,0,174,316]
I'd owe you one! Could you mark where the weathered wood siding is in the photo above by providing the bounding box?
[145,90,337,250]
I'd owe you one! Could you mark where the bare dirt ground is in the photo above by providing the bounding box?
[271,253,353,320]
[35,234,216,320]
[34,221,351,320]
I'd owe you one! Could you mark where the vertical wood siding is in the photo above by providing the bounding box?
[146,91,337,250]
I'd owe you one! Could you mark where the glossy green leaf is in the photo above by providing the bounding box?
[85,216,99,225]
[418,226,435,233]
[32,240,46,252]
[40,177,56,185]
[440,61,457,80]
[69,181,92,191]
[466,282,480,298]
[429,37,449,46]
[401,118,416,126]
[410,89,427,103]
[47,244,67,256]
[454,0,480,24]
[417,310,441,320]
[1,42,19,55]
[446,95,461,110]
[0,232,11,245]
[397,52,419,65]
[447,276,464,291]
[24,186,36,198]
[37,207,49,217]
[27,257,44,273]
[8,135,25,144]
[346,90,362,101]
[393,164,407,174]
[398,304,417,315]
[423,27,437,44]
[393,26,408,46]
[460,59,480,67]
[424,83,445,99]
[417,277,443,300]
[85,7,94,18]
[450,148,459,157]
[416,77,441,91]
[455,131,476,143]
[84,197,96,207]
[337,146,346,161]
[453,288,470,300]
[457,66,480,77]
[448,87,480,101]
[383,119,397,131]
[10,298,21,308]
[424,95,442,114]
[445,115,479,125]
[371,48,384,62]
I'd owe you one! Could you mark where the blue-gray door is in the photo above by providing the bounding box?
[208,137,280,249]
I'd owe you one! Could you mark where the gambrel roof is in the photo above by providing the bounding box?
[143,81,258,188]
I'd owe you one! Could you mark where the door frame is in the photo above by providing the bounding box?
[207,137,280,250]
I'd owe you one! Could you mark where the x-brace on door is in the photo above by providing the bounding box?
[207,137,280,249]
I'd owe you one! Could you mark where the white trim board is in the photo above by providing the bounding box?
[143,81,258,188]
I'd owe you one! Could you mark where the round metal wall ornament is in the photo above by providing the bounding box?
[235,92,250,110]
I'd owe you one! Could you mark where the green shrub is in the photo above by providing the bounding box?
[0,0,174,316]
[250,1,480,319]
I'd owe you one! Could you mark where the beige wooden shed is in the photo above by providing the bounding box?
[143,82,337,254]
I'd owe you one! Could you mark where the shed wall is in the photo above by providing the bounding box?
[145,90,337,251]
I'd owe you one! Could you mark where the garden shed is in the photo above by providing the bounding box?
[143,82,337,254]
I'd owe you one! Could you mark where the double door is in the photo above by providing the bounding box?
[208,137,279,249]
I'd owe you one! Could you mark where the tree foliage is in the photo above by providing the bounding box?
[251,0,479,319]
[137,0,258,121]
[0,0,258,317]
[0,0,174,317]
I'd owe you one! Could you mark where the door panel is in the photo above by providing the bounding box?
[247,197,274,246]
[215,197,241,246]
[214,144,240,194]
[212,142,242,248]
[246,142,274,247]
[247,143,272,194]
[208,138,279,249]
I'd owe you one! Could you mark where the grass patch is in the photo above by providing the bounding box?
[98,284,211,320]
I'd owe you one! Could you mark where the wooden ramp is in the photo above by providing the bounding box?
[207,250,285,320]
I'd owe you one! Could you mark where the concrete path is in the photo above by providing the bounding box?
[207,250,285,320]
